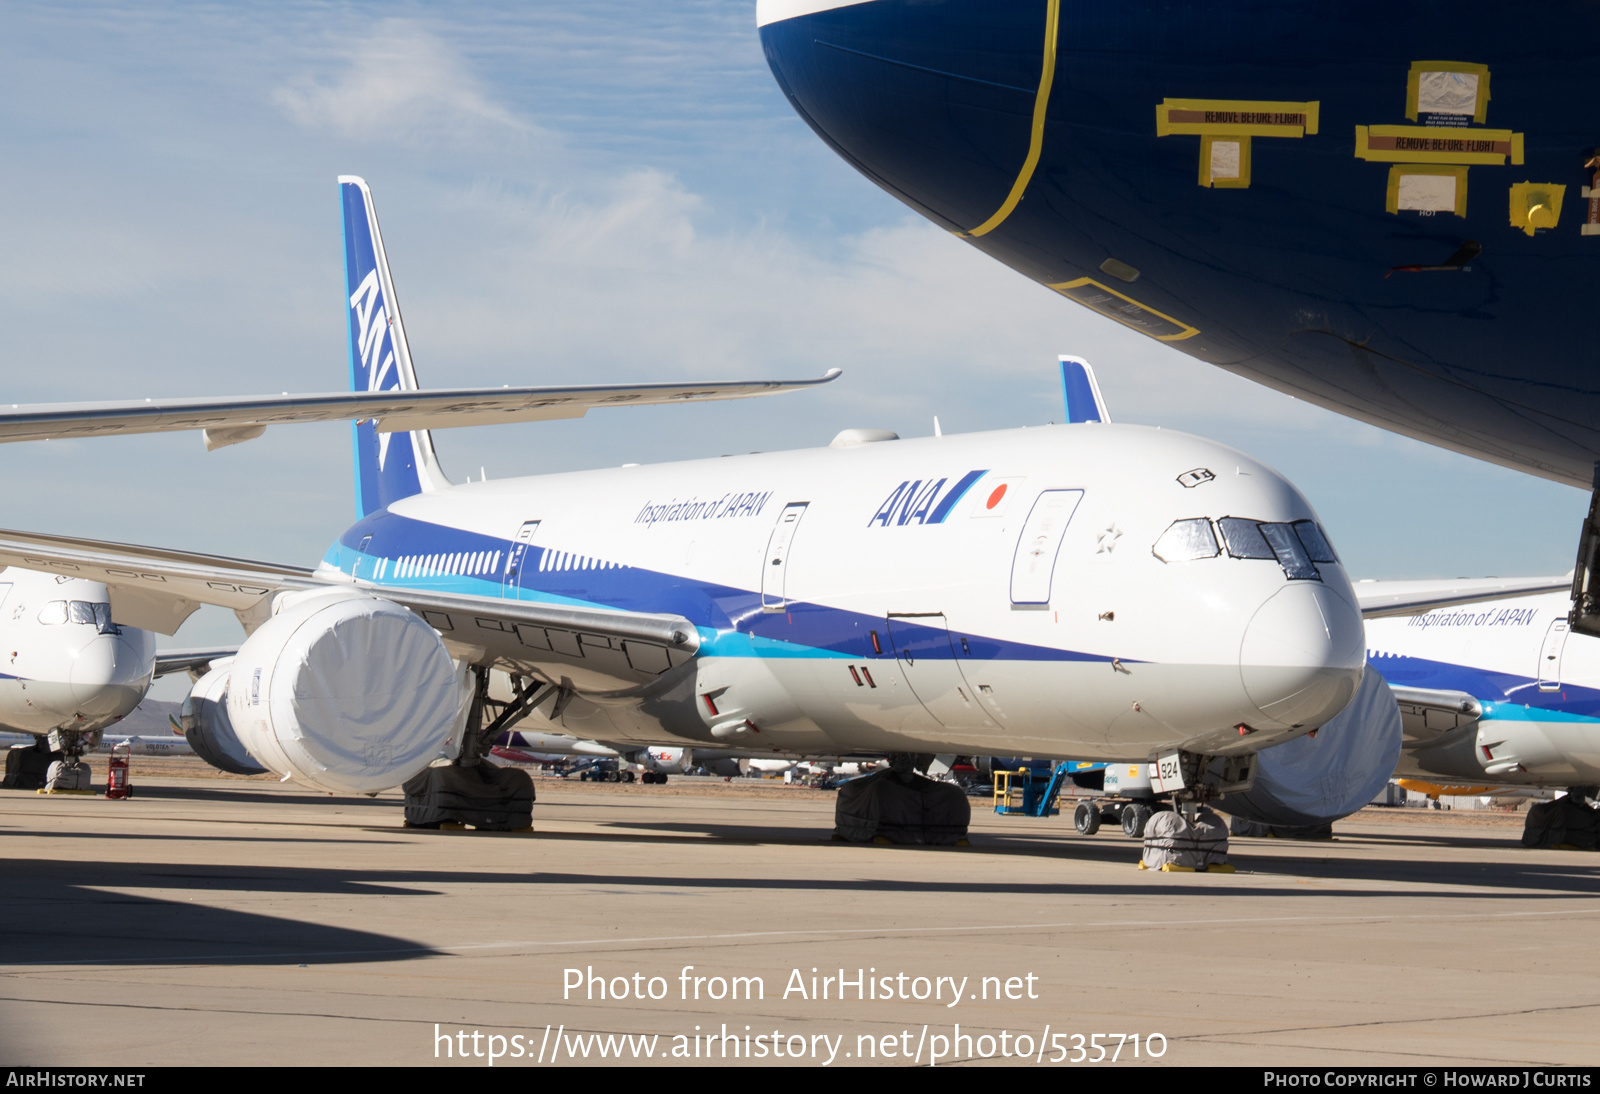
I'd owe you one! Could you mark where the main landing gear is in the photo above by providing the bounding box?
[834,754,970,845]
[403,671,539,831]
[1521,786,1600,849]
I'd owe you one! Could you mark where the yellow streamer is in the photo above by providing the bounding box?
[963,0,1059,238]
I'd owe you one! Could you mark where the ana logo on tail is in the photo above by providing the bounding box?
[348,268,401,470]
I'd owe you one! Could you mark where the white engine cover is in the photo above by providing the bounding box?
[226,589,469,794]
[180,659,266,776]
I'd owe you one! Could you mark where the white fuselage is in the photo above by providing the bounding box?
[321,422,1363,764]
[322,424,1364,763]
[0,568,155,737]
[1368,591,1600,786]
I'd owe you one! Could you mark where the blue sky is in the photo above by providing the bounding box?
[0,1,1584,682]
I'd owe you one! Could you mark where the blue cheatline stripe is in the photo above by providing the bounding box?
[927,469,988,524]
[1481,700,1600,725]
[329,509,1129,666]
[1367,650,1600,720]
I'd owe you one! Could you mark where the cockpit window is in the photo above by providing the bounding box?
[1218,518,1274,560]
[1293,520,1338,564]
[41,600,119,633]
[1221,517,1323,581]
[1152,519,1220,562]
[1259,523,1320,581]
[90,603,120,635]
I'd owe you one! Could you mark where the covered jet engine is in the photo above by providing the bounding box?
[615,744,692,784]
[1218,666,1402,828]
[225,589,470,794]
[621,746,691,775]
[179,659,267,775]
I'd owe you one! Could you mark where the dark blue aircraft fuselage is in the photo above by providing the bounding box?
[761,0,1600,485]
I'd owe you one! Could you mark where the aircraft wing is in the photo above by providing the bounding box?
[0,527,317,633]
[153,647,240,677]
[362,583,700,655]
[0,527,700,661]
[0,371,841,450]
[1356,577,1570,619]
[1388,685,1482,747]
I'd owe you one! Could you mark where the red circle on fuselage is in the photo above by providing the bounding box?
[986,484,1007,509]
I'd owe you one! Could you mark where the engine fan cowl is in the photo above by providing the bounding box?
[180,660,267,775]
[226,589,470,794]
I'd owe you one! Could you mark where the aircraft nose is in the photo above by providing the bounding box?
[70,633,154,717]
[1239,583,1364,729]
[761,6,1046,235]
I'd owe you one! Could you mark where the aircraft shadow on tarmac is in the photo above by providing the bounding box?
[576,819,1600,897]
[0,859,445,968]
[3,840,1594,973]
[111,783,400,809]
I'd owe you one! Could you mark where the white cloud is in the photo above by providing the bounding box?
[273,20,526,144]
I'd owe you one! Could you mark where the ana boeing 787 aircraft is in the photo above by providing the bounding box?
[0,567,247,789]
[0,178,1406,832]
[1365,586,1597,797]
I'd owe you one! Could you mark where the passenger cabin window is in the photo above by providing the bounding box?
[1152,519,1220,562]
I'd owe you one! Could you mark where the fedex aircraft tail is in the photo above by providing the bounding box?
[340,176,450,517]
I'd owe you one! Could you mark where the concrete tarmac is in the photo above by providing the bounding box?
[2,764,1598,1068]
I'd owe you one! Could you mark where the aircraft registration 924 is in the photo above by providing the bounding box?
[0,178,1384,833]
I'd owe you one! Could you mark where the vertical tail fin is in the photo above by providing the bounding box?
[1059,355,1111,424]
[340,176,449,517]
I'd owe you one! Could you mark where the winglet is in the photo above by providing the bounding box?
[1059,356,1110,424]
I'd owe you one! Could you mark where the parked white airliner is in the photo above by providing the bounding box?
[1364,585,1597,789]
[0,567,250,786]
[0,178,1382,816]
[0,568,155,740]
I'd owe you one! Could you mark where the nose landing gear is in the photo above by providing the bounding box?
[39,728,99,795]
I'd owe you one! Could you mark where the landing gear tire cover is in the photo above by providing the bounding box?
[834,768,970,845]
[402,764,534,831]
